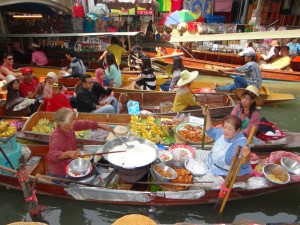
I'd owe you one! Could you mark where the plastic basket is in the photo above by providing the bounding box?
[256,122,285,143]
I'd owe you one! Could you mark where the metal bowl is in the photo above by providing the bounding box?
[281,157,300,175]
[152,164,177,182]
[69,158,91,173]
[263,163,290,185]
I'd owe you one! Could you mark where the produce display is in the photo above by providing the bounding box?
[129,115,174,144]
[31,118,56,134]
[0,121,17,138]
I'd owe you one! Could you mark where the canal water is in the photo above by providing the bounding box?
[0,76,299,225]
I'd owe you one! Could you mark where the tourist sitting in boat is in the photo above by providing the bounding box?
[260,40,279,61]
[19,67,44,99]
[104,52,122,88]
[47,107,113,178]
[98,36,128,68]
[45,82,72,112]
[217,52,262,92]
[43,72,67,100]
[259,46,281,65]
[0,52,23,79]
[31,43,48,66]
[200,109,251,178]
[160,56,185,92]
[238,41,255,57]
[76,74,115,114]
[128,56,156,90]
[231,85,261,137]
[172,70,201,112]
[5,74,39,116]
[286,38,300,57]
[260,46,291,70]
[59,48,86,78]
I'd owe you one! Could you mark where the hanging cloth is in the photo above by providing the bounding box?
[73,0,85,17]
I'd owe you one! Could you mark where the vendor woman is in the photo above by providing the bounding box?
[47,107,113,178]
[172,70,201,112]
[199,109,252,178]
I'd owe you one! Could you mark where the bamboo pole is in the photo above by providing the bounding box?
[201,104,208,149]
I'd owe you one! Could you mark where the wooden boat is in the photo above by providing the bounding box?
[0,144,300,206]
[115,91,235,118]
[144,50,300,82]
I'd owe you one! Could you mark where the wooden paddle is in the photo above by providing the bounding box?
[201,104,208,149]
[218,125,256,214]
[151,52,184,61]
[78,150,126,158]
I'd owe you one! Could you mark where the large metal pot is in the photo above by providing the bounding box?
[102,136,158,182]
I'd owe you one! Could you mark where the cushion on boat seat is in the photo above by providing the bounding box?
[112,214,157,225]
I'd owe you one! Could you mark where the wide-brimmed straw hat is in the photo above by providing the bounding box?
[112,214,157,225]
[2,74,19,90]
[177,70,199,87]
[235,85,263,105]
[31,43,40,48]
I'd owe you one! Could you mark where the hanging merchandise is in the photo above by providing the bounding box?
[73,0,85,17]
[213,0,233,13]
[183,0,213,16]
[280,0,295,15]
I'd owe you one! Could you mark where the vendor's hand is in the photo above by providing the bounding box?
[128,77,134,81]
[62,151,77,159]
[98,123,113,132]
[202,107,209,116]
[241,146,251,159]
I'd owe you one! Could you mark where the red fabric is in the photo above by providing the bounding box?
[19,79,38,97]
[47,120,98,176]
[171,0,183,12]
[73,5,85,17]
[45,93,72,112]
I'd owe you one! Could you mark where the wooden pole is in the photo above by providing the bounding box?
[17,156,42,216]
[201,104,208,149]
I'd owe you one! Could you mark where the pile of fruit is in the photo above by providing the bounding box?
[31,118,56,134]
[129,115,173,144]
[0,121,17,138]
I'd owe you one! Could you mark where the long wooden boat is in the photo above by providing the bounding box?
[144,50,300,82]
[0,145,300,206]
[114,91,235,118]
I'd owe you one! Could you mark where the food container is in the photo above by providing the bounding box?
[263,163,290,185]
[168,144,195,168]
[152,164,177,182]
[176,122,213,144]
[78,150,93,161]
[281,157,300,175]
[158,150,173,165]
[69,158,91,174]
[113,126,129,137]
[184,158,208,176]
[102,136,158,182]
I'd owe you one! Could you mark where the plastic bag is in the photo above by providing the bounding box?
[127,100,140,115]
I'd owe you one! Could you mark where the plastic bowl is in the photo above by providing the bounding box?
[152,164,177,182]
[69,158,91,173]
[263,163,290,185]
[158,151,173,164]
[281,157,300,175]
[184,158,208,176]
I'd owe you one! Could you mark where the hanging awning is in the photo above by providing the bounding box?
[169,29,300,43]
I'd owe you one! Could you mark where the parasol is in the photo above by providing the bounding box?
[158,10,199,25]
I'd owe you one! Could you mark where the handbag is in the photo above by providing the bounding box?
[73,0,85,17]
[256,121,285,143]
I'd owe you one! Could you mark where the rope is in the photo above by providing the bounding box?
[218,183,231,199]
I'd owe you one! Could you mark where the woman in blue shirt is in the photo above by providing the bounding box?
[105,51,122,88]
[200,109,252,178]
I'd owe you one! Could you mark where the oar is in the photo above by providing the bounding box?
[135,181,213,187]
[201,104,208,149]
[78,150,126,158]
[151,52,184,61]
[218,126,256,214]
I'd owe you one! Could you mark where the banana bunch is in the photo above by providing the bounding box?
[31,118,56,134]
[129,116,170,144]
[0,121,17,138]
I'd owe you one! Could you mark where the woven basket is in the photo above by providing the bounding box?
[112,214,157,225]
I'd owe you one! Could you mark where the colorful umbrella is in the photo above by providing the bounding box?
[158,10,199,25]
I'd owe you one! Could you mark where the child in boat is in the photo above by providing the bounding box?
[45,82,72,112]
[172,70,201,112]
[160,56,185,92]
[128,56,156,90]
[43,72,68,100]
[104,51,122,88]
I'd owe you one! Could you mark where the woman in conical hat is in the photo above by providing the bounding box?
[172,70,201,112]
[231,85,261,137]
